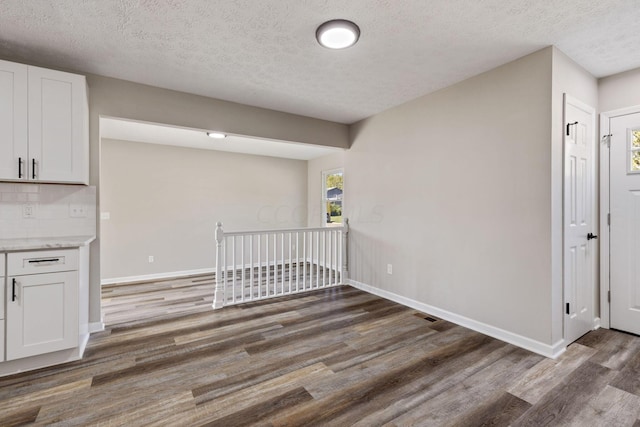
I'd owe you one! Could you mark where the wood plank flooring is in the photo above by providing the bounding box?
[1,275,640,426]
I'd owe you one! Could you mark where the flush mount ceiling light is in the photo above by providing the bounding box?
[316,19,360,49]
[207,131,227,139]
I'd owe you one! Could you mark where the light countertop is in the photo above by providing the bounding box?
[0,236,96,252]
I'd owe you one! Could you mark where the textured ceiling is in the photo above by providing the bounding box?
[1,0,639,124]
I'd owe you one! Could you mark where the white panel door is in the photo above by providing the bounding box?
[6,271,79,360]
[28,66,87,183]
[563,95,596,344]
[610,112,640,335]
[0,60,28,181]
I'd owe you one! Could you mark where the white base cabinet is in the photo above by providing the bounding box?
[5,249,79,361]
[6,271,78,360]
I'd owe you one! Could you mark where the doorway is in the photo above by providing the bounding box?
[601,107,640,335]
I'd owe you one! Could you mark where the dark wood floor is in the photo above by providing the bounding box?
[1,276,640,426]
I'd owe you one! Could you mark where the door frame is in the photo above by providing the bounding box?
[599,104,640,329]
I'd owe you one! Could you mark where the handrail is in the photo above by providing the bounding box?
[223,224,345,237]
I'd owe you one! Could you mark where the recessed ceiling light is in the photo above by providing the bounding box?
[316,19,360,49]
[207,132,227,139]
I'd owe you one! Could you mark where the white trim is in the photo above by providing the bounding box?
[78,332,90,356]
[599,105,640,330]
[89,321,105,333]
[600,112,612,329]
[347,279,566,359]
[101,267,216,286]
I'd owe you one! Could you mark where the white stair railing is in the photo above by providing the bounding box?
[213,219,349,308]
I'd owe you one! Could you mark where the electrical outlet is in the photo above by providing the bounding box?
[69,204,87,218]
[148,255,155,263]
[23,204,37,218]
[101,212,111,220]
[387,264,393,275]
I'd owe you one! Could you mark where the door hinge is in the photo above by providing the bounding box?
[566,302,570,315]
[608,213,610,226]
[602,134,612,147]
[608,290,611,303]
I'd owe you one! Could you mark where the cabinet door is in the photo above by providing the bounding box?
[6,271,78,360]
[28,66,88,184]
[0,60,28,181]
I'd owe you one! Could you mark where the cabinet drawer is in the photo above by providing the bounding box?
[7,249,78,276]
[0,253,5,276]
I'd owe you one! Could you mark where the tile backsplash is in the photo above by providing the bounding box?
[0,183,96,239]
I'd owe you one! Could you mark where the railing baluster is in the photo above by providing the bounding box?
[281,232,285,295]
[258,234,262,299]
[241,235,245,301]
[265,233,268,297]
[288,232,292,294]
[323,230,327,287]
[331,230,340,285]
[316,230,320,289]
[232,236,236,304]
[273,233,277,295]
[295,232,299,292]
[303,231,307,291]
[249,235,253,300]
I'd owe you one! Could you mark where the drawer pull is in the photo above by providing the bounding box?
[28,258,61,263]
[12,278,16,302]
[18,157,23,178]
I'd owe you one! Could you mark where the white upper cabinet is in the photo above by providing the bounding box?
[0,60,88,184]
[0,60,28,180]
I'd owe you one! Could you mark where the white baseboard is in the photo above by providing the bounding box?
[101,267,216,286]
[89,321,105,333]
[347,279,566,359]
[593,317,601,330]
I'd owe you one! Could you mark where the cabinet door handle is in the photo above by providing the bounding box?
[28,258,60,263]
[18,157,23,178]
[12,278,17,302]
[32,158,36,179]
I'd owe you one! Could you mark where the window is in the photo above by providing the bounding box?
[322,169,343,226]
[630,130,640,173]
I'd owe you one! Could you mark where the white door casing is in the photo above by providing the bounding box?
[608,111,640,335]
[563,94,597,344]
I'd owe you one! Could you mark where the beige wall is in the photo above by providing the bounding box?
[87,75,349,325]
[307,152,346,227]
[346,48,555,344]
[599,67,640,113]
[550,48,599,343]
[101,139,307,280]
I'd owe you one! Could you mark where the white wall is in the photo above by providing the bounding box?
[100,139,307,281]
[307,152,345,227]
[346,48,555,347]
[550,48,598,344]
[599,67,640,113]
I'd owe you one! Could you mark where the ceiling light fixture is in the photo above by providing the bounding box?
[316,19,360,49]
[207,131,227,139]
